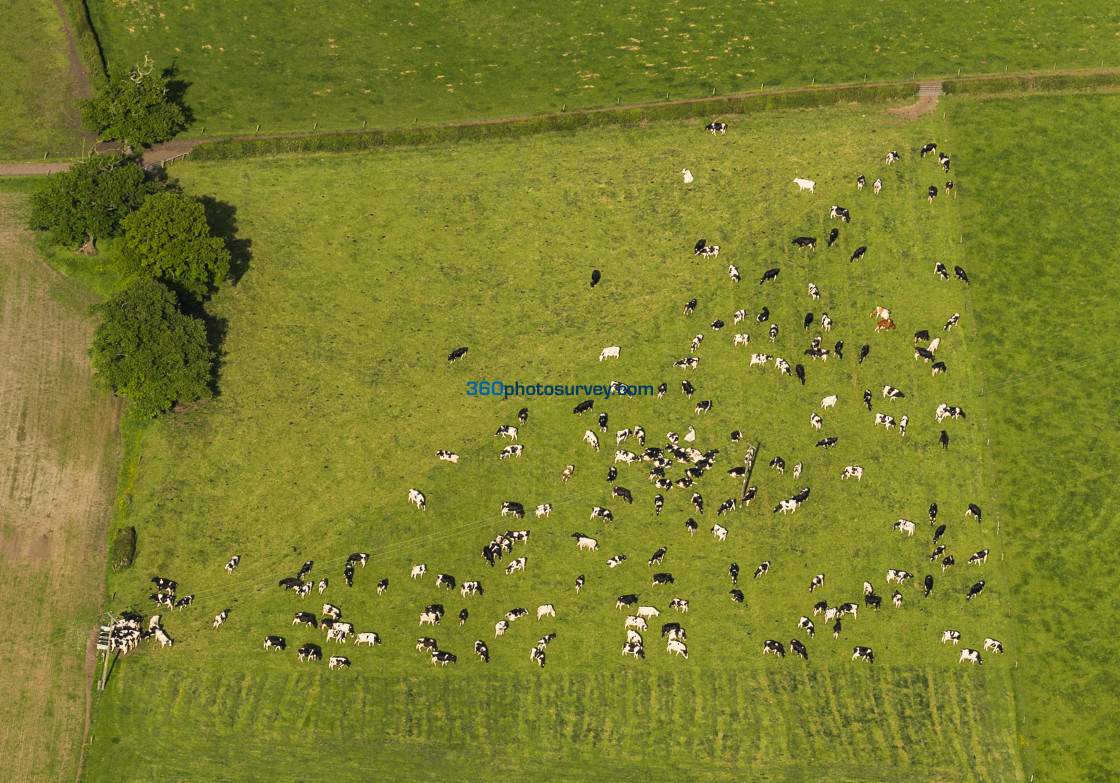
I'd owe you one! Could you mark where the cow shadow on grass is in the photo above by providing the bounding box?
[199,196,252,285]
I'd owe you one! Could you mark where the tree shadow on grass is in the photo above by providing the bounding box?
[198,195,252,285]
[200,311,230,400]
[161,64,196,128]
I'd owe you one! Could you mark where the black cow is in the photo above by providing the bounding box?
[865,594,882,610]
[685,518,698,536]
[945,180,954,196]
[760,268,780,285]
[711,319,725,330]
[681,380,695,398]
[616,594,639,610]
[448,347,469,364]
[929,502,938,524]
[657,383,667,398]
[940,430,949,449]
[151,576,178,593]
[518,407,528,424]
[729,563,740,585]
[916,346,935,362]
[834,341,844,360]
[954,265,970,284]
[573,400,594,415]
[792,237,816,250]
[590,270,601,288]
[459,608,468,626]
[661,622,682,637]
[933,524,947,544]
[653,573,675,586]
[828,228,839,247]
[684,298,697,315]
[967,503,983,523]
[613,486,632,503]
[967,581,985,601]
[795,364,806,385]
[932,361,947,375]
[791,639,808,660]
[264,636,286,651]
[757,307,770,323]
[928,185,938,203]
[850,246,867,263]
[730,589,744,603]
[829,205,851,223]
[915,330,930,343]
[816,437,838,449]
[859,344,870,364]
[924,575,934,597]
[279,577,302,590]
[343,564,354,587]
[935,262,950,280]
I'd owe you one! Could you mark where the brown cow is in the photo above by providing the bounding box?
[875,319,896,333]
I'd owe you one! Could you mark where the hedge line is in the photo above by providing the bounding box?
[61,0,106,87]
[189,83,916,161]
[943,72,1120,95]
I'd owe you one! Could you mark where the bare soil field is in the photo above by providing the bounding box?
[0,190,119,781]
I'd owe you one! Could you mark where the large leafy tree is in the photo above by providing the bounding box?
[117,191,231,304]
[27,152,155,251]
[78,55,186,146]
[90,278,214,418]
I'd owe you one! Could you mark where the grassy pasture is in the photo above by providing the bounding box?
[85,0,1120,136]
[0,0,86,160]
[948,93,1120,782]
[83,106,1023,780]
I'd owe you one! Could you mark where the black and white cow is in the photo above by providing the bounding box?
[648,547,667,566]
[448,347,469,364]
[850,246,867,263]
[760,268,780,285]
[653,573,675,586]
[706,121,728,135]
[966,580,985,601]
[264,636,286,651]
[762,640,785,657]
[966,503,983,523]
[920,142,937,157]
[969,548,989,565]
[829,205,851,222]
[852,646,874,663]
[809,574,825,593]
[792,236,816,250]
[573,399,594,415]
[828,228,840,247]
[935,262,950,280]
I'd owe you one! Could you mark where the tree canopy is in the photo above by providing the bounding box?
[90,277,214,418]
[117,191,231,304]
[78,56,187,146]
[27,153,155,249]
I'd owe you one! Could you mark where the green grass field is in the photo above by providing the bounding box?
[948,93,1120,782]
[81,106,1026,780]
[85,0,1120,136]
[0,0,86,160]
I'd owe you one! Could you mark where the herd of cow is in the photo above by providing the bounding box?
[118,123,1001,672]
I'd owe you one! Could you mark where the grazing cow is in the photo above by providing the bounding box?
[729,264,741,283]
[760,268,780,285]
[821,314,832,332]
[741,487,758,507]
[683,298,697,315]
[829,205,851,223]
[669,598,689,614]
[573,400,595,416]
[732,310,748,326]
[821,395,838,410]
[689,334,703,354]
[850,246,867,263]
[416,638,439,654]
[914,329,931,345]
[808,282,820,300]
[732,334,752,349]
[298,643,322,662]
[682,168,693,184]
[942,555,955,572]
[706,121,728,135]
[959,649,982,666]
[789,639,808,660]
[775,499,799,514]
[499,444,523,459]
[892,591,903,609]
[852,646,874,663]
[875,319,896,333]
[264,636,286,651]
[898,415,908,437]
[612,486,634,505]
[954,265,970,284]
[648,547,667,566]
[920,142,937,157]
[813,601,828,616]
[803,312,813,331]
[969,548,990,565]
[616,594,639,611]
[966,580,986,601]
[448,347,469,364]
[859,344,870,364]
[894,519,916,536]
[750,353,772,368]
[929,545,946,563]
[225,555,240,574]
[792,462,803,478]
[941,630,963,646]
[793,177,815,193]
[708,522,727,542]
[534,503,553,519]
[865,594,882,610]
[935,261,950,281]
[495,424,519,441]
[883,385,905,401]
[810,413,823,431]
[809,574,825,593]
[685,518,699,537]
[828,227,840,247]
[461,580,483,597]
[408,489,427,511]
[928,185,938,203]
[653,573,675,587]
[151,577,177,593]
[966,503,983,523]
[435,574,457,591]
[931,361,947,376]
[637,605,661,620]
[984,638,1004,654]
[174,595,194,610]
[599,346,621,361]
[293,612,317,629]
[621,642,646,659]
[474,640,490,663]
[432,651,457,667]
[757,307,771,323]
[770,456,785,474]
[869,176,882,196]
[213,610,228,629]
[591,506,614,522]
[762,640,785,658]
[916,346,935,362]
[501,501,525,518]
[695,400,713,414]
[792,236,816,250]
[696,245,721,259]
[322,604,342,621]
[505,608,529,622]
[933,524,947,544]
[356,632,382,647]
[886,569,913,585]
[606,555,627,569]
[667,639,689,658]
[857,174,866,190]
[690,492,704,514]
[419,611,441,627]
[886,150,900,164]
[939,152,950,172]
[944,313,960,331]
[537,604,556,620]
[798,617,815,639]
[583,430,600,452]
[675,357,700,370]
[505,557,527,574]
[728,562,740,585]
[625,615,648,632]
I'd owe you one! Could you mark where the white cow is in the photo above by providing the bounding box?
[419,612,440,627]
[575,536,598,551]
[637,606,660,619]
[583,430,600,451]
[711,524,728,542]
[793,178,816,193]
[535,503,552,518]
[941,630,962,645]
[599,346,621,361]
[495,620,509,637]
[682,168,694,183]
[894,519,916,536]
[810,413,822,430]
[667,639,689,658]
[408,488,426,510]
[840,465,863,481]
[624,615,648,631]
[626,629,643,645]
[537,604,556,620]
[821,395,838,409]
[411,564,427,579]
[734,334,751,346]
[355,632,381,647]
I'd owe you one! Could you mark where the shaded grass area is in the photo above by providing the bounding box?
[950,93,1120,782]
[0,0,85,160]
[86,0,1119,136]
[82,107,1021,780]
